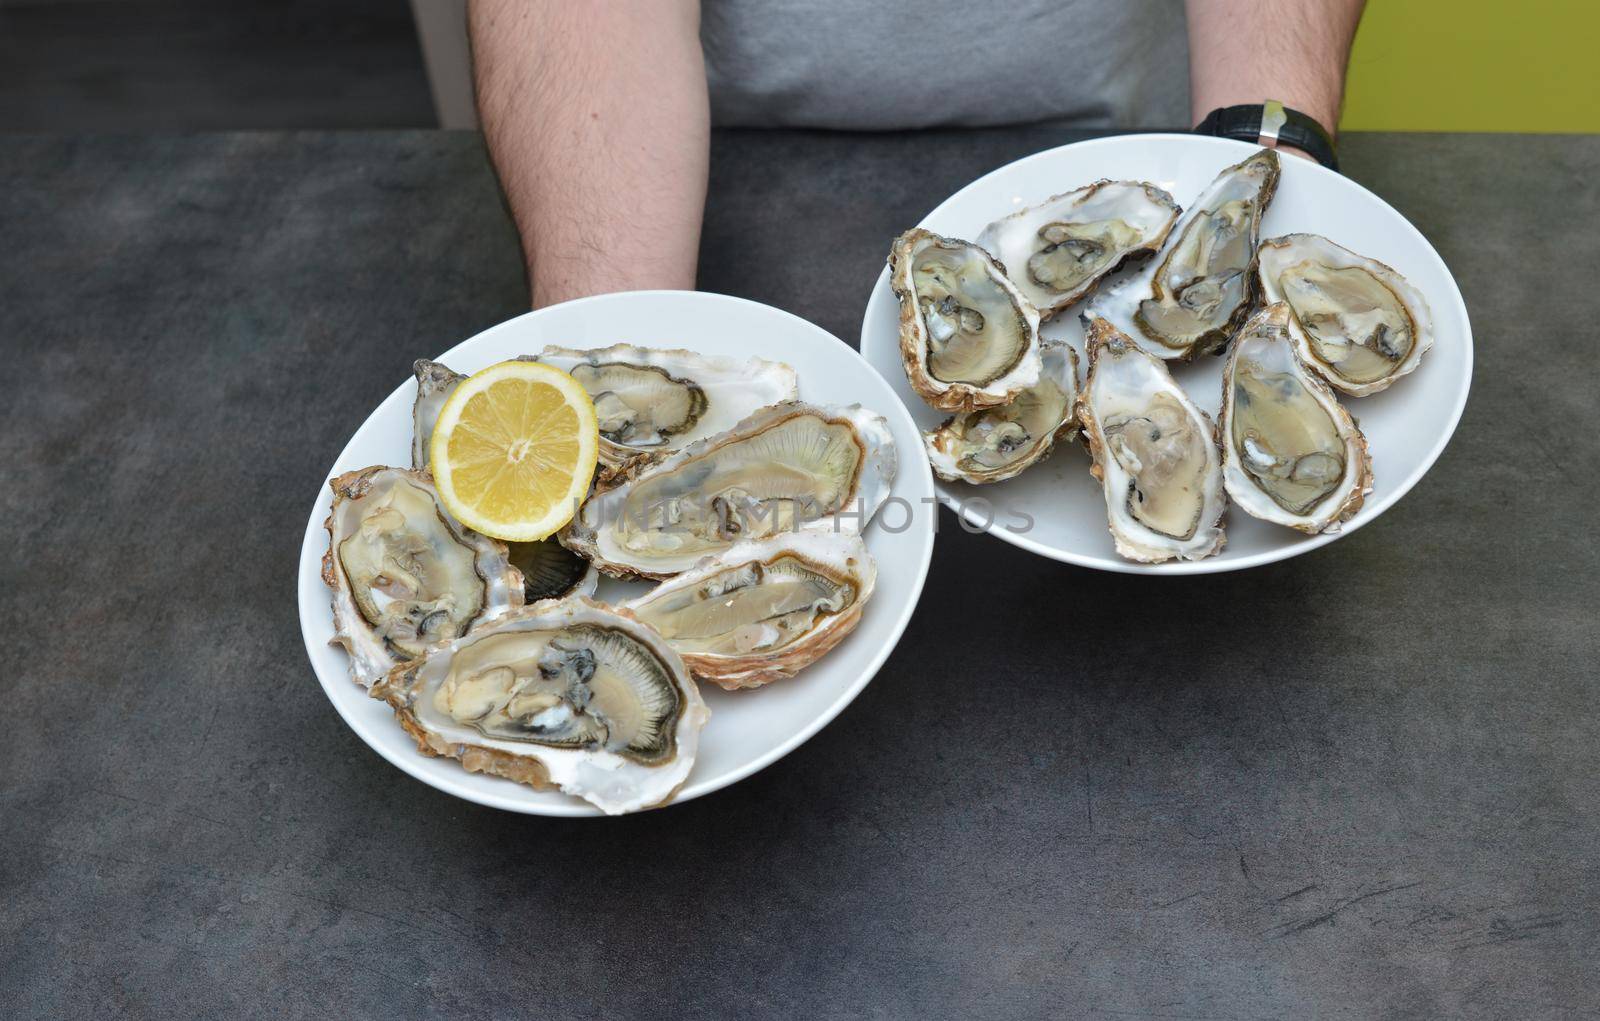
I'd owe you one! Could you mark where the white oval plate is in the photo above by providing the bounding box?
[297,290,935,816]
[860,134,1472,574]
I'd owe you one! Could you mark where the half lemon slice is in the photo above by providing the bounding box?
[429,360,599,542]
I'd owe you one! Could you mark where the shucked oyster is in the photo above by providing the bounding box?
[323,466,523,687]
[563,402,896,579]
[923,341,1080,485]
[1220,303,1373,533]
[1077,318,1227,562]
[1088,149,1280,360]
[889,228,1043,412]
[625,533,876,690]
[535,344,799,465]
[1255,234,1434,396]
[371,597,708,815]
[977,180,1180,317]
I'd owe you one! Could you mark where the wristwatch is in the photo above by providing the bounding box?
[1194,100,1339,172]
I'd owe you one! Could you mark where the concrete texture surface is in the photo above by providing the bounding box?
[0,0,434,132]
[2,129,1597,1019]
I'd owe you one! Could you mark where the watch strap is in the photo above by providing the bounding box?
[1195,102,1339,172]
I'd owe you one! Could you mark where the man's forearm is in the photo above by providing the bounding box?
[470,0,709,307]
[1186,0,1365,138]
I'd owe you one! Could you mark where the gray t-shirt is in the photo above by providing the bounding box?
[702,0,1191,130]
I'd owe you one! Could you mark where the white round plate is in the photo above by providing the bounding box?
[860,134,1472,574]
[297,290,935,816]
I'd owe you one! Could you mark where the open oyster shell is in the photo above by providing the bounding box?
[1255,233,1434,396]
[624,532,876,691]
[1220,303,1373,533]
[562,401,896,579]
[371,597,708,815]
[322,466,524,688]
[1076,318,1227,562]
[534,344,799,466]
[923,341,1080,485]
[889,228,1043,412]
[410,359,464,471]
[1088,149,1280,360]
[977,180,1181,317]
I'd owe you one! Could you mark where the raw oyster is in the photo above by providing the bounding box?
[563,401,897,579]
[625,533,876,690]
[977,180,1181,317]
[1076,318,1227,562]
[507,538,598,602]
[1088,149,1280,359]
[322,466,523,687]
[535,344,798,466]
[371,597,708,815]
[923,341,1080,485]
[1255,233,1434,396]
[889,228,1043,412]
[411,359,465,470]
[1219,303,1373,533]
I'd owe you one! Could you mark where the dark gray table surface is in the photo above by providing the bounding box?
[4,128,1597,1019]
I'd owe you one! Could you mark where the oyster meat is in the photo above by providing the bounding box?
[977,180,1181,317]
[535,344,798,466]
[625,533,876,690]
[1076,318,1227,562]
[563,401,896,579]
[371,597,708,815]
[1255,233,1434,396]
[322,466,523,687]
[1219,303,1373,533]
[889,228,1043,412]
[923,341,1080,485]
[1088,149,1280,359]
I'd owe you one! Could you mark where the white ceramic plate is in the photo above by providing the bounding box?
[297,290,935,816]
[860,134,1472,574]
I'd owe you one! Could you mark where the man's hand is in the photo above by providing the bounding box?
[1185,0,1365,145]
[470,0,709,308]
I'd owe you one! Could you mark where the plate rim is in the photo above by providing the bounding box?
[858,132,1474,575]
[297,288,937,816]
